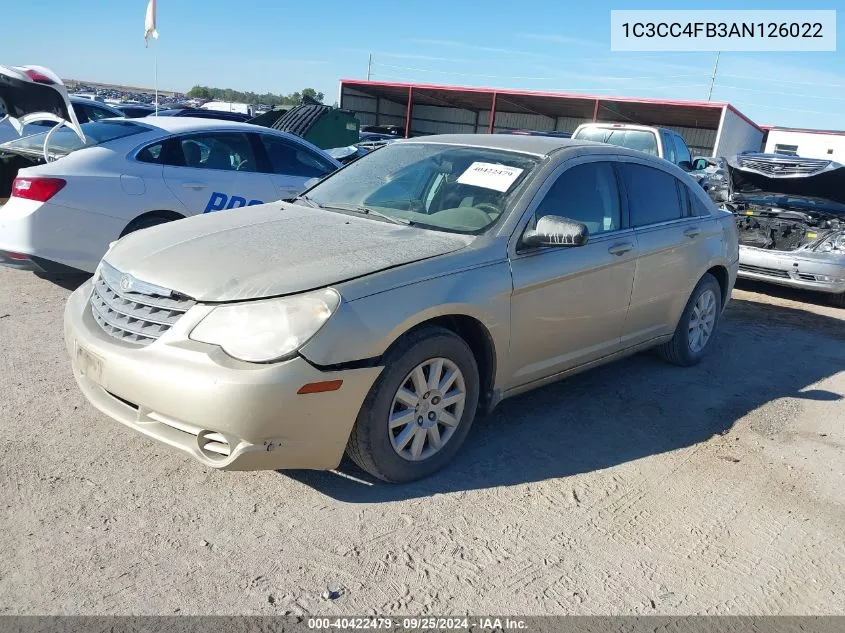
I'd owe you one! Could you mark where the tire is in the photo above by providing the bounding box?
[346,326,480,483]
[658,273,722,367]
[829,292,845,308]
[120,214,176,238]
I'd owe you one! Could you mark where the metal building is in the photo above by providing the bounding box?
[762,127,845,162]
[339,79,764,158]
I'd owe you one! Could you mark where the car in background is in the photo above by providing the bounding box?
[359,132,398,144]
[497,129,573,138]
[115,103,157,118]
[0,96,124,145]
[360,124,403,136]
[1,96,126,201]
[0,117,341,273]
[150,107,252,123]
[691,156,729,201]
[64,134,737,483]
[722,153,845,307]
[572,123,693,171]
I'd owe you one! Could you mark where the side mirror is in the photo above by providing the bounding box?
[522,215,589,248]
[691,159,708,171]
[678,160,694,172]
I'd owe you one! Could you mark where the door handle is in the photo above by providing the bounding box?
[182,182,207,190]
[607,242,634,256]
[684,227,701,238]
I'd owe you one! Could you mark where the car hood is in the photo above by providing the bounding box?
[726,154,845,206]
[104,203,473,302]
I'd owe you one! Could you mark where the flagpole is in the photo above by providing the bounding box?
[154,37,159,116]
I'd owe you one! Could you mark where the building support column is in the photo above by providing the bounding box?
[488,92,498,134]
[404,87,414,138]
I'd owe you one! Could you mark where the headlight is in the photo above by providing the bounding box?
[94,240,119,280]
[189,288,340,363]
[813,231,845,254]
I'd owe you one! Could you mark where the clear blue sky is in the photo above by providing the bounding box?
[3,0,843,129]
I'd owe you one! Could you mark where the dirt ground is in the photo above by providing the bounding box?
[0,268,843,615]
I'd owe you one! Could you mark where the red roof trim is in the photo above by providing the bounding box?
[340,79,735,110]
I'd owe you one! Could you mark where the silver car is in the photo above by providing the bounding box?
[64,135,739,482]
[724,153,845,307]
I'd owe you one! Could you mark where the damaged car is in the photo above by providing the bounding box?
[723,153,845,307]
[64,134,738,482]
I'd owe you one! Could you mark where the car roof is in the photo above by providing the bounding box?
[130,116,260,134]
[396,133,592,156]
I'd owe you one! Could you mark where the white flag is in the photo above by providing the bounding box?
[144,0,158,47]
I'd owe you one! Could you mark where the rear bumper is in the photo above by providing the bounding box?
[64,279,384,471]
[737,246,845,295]
[0,248,84,273]
[0,196,122,273]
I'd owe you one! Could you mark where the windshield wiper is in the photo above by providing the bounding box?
[286,193,322,208]
[322,202,412,226]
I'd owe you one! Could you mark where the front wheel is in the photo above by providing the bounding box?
[658,273,722,366]
[828,291,845,308]
[346,326,479,483]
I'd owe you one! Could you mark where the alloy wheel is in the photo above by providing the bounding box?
[388,357,466,461]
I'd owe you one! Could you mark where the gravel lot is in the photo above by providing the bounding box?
[1,268,843,615]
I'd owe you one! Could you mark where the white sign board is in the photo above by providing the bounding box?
[456,162,524,192]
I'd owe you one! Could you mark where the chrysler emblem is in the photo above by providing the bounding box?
[119,274,134,293]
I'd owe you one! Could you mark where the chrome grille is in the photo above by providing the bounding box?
[739,264,791,279]
[90,261,195,345]
[737,156,830,176]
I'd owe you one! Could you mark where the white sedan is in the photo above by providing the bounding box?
[0,116,341,273]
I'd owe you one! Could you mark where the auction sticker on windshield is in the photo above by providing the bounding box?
[457,162,524,192]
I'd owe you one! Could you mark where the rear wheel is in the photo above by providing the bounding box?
[658,273,722,366]
[346,326,479,483]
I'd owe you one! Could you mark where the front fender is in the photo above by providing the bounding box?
[299,261,513,390]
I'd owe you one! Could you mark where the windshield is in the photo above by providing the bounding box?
[574,127,659,156]
[305,143,539,234]
[0,119,150,157]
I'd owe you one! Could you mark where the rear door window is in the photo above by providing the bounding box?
[137,142,164,164]
[619,163,683,226]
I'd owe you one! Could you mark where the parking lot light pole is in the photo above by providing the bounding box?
[707,51,721,101]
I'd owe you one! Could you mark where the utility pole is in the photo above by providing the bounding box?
[707,51,721,101]
[367,54,372,81]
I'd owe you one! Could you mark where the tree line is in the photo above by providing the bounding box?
[187,86,325,106]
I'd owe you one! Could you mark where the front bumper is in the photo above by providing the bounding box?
[64,279,384,471]
[737,246,845,295]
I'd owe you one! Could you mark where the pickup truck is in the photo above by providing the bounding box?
[572,123,694,171]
